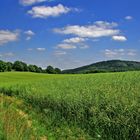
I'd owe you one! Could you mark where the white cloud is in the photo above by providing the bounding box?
[57,43,77,49]
[79,44,89,49]
[0,52,14,58]
[4,52,15,57]
[104,49,136,58]
[125,16,133,20]
[24,30,35,40]
[63,37,86,44]
[105,49,124,57]
[28,48,46,51]
[0,30,19,45]
[20,0,46,6]
[54,50,67,56]
[127,49,137,56]
[28,4,71,18]
[54,21,120,38]
[36,47,46,51]
[26,36,32,41]
[112,35,127,42]
[24,30,35,36]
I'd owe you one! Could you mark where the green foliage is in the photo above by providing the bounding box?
[13,61,28,71]
[28,65,43,73]
[54,68,61,74]
[46,65,55,74]
[28,64,36,72]
[0,72,140,139]
[6,62,13,71]
[0,60,61,74]
[46,66,61,74]
[0,60,7,72]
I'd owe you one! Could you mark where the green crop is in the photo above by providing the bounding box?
[0,72,140,139]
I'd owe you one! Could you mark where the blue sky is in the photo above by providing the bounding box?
[0,0,140,69]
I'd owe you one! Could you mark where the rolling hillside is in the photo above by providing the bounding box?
[63,60,140,74]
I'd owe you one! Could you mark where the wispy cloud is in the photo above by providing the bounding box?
[36,47,46,51]
[0,30,19,46]
[63,37,86,44]
[19,0,46,6]
[27,47,46,51]
[57,43,77,49]
[112,35,127,42]
[28,4,72,18]
[27,48,33,51]
[57,37,89,50]
[24,30,35,40]
[125,16,133,20]
[24,30,35,36]
[104,49,137,58]
[54,21,120,38]
[79,44,89,49]
[54,50,67,56]
[0,52,15,58]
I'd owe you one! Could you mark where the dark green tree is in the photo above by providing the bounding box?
[0,60,62,74]
[33,65,39,72]
[6,62,13,71]
[46,66,55,74]
[0,60,7,72]
[54,68,61,74]
[37,67,43,73]
[22,62,28,71]
[28,65,36,72]
[13,61,24,71]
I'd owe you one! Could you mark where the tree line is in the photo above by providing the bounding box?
[0,60,61,74]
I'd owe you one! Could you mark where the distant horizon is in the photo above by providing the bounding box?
[1,59,140,70]
[0,0,140,69]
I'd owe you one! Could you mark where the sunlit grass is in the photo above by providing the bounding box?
[0,71,140,139]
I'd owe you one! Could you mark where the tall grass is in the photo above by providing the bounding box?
[0,72,140,139]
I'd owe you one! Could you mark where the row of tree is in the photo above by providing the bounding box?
[0,60,61,74]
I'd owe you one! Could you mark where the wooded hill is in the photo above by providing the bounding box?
[62,60,140,74]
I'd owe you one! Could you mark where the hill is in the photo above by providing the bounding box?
[62,60,140,74]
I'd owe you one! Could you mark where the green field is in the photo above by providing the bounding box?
[0,72,140,140]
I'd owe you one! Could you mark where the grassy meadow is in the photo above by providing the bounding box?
[0,72,140,140]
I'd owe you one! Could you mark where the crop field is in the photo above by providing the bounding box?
[0,72,140,140]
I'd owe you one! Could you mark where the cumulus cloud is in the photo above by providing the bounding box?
[28,4,71,18]
[36,47,46,51]
[104,49,136,58]
[0,30,19,45]
[57,43,77,49]
[63,37,86,44]
[112,35,127,42]
[24,30,35,40]
[20,0,46,6]
[54,21,120,38]
[125,16,133,20]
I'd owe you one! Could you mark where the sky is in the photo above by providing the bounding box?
[0,0,140,69]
